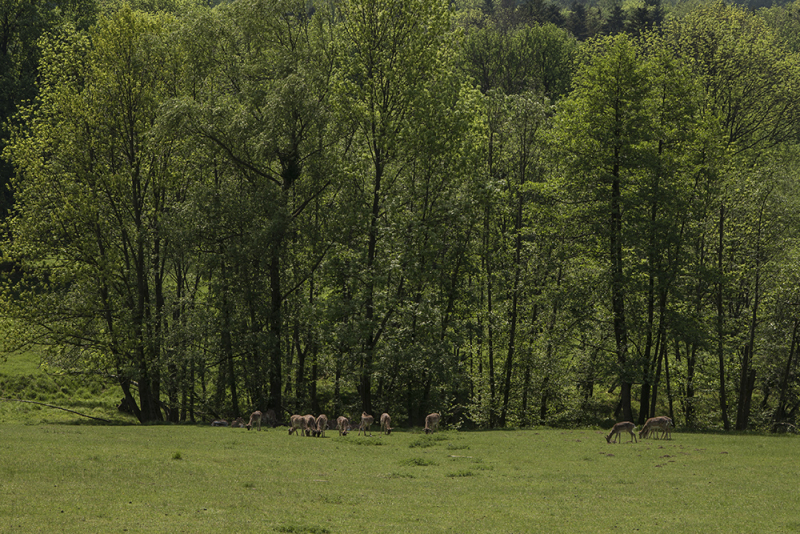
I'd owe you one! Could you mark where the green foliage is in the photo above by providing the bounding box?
[1,0,800,434]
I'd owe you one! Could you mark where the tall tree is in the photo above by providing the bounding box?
[332,0,453,415]
[3,7,186,422]
[552,33,656,423]
[668,2,800,430]
[164,0,338,418]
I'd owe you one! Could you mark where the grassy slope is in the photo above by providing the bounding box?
[0,351,134,425]
[0,426,798,533]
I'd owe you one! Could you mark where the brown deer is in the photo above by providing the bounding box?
[424,413,440,434]
[230,417,246,428]
[605,421,637,444]
[288,414,307,436]
[337,416,350,436]
[358,412,374,436]
[380,413,392,435]
[246,411,262,431]
[303,414,317,437]
[639,416,672,440]
[315,414,328,437]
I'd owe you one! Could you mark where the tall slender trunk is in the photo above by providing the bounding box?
[267,238,283,413]
[649,290,669,417]
[774,319,799,425]
[218,262,238,418]
[663,339,674,422]
[639,270,656,424]
[361,153,383,415]
[500,201,523,426]
[685,341,697,426]
[716,204,730,430]
[736,197,767,431]
[611,152,632,422]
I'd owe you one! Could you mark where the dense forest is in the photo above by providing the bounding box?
[2,0,799,431]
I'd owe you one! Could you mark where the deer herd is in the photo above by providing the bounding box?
[605,416,674,444]
[213,410,441,437]
[213,410,675,444]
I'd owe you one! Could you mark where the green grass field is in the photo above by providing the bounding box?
[1,425,799,533]
[2,352,800,533]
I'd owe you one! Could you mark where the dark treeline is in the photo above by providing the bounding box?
[2,0,800,431]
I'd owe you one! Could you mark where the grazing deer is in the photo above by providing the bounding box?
[424,413,440,434]
[230,417,246,428]
[640,416,672,440]
[246,411,262,431]
[337,416,350,436]
[605,421,637,444]
[315,414,328,437]
[358,412,374,436]
[304,414,317,437]
[380,413,392,435]
[288,414,307,436]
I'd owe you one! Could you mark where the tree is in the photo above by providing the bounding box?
[668,2,800,430]
[164,0,338,418]
[552,33,656,423]
[332,0,454,415]
[0,0,97,222]
[3,7,186,422]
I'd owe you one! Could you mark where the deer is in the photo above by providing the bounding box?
[380,412,392,435]
[337,416,350,436]
[230,417,246,428]
[605,421,637,444]
[304,414,317,437]
[288,414,307,436]
[358,412,374,436]
[246,411,262,431]
[640,416,672,440]
[315,414,328,437]
[424,413,440,434]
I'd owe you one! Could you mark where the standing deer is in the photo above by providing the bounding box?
[640,416,672,440]
[380,413,392,435]
[246,411,262,431]
[288,414,307,436]
[605,421,637,444]
[424,413,440,434]
[337,416,350,436]
[315,414,329,437]
[358,412,374,436]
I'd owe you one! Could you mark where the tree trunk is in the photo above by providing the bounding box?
[716,204,730,430]
[774,319,799,425]
[684,340,696,426]
[611,154,633,422]
[638,271,657,424]
[268,243,283,415]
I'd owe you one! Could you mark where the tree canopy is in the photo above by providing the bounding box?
[2,0,800,431]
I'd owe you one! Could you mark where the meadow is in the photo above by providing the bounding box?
[2,354,799,533]
[1,423,799,533]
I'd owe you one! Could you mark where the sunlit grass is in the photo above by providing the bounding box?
[0,426,798,533]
